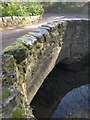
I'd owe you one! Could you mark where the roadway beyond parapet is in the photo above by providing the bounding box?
[1,13,89,50]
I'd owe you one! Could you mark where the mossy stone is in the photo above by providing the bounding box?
[2,87,12,101]
[3,42,28,64]
[10,107,25,118]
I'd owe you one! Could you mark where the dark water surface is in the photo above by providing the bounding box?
[30,57,89,119]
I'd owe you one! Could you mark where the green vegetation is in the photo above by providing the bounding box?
[0,2,44,17]
[10,107,25,118]
[3,75,13,87]
[2,87,12,101]
[25,2,44,16]
[0,4,3,16]
[19,33,32,38]
[4,41,28,64]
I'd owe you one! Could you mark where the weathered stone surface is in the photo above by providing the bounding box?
[32,28,49,36]
[0,17,2,26]
[18,34,37,45]
[1,15,41,28]
[3,42,28,64]
[40,26,51,31]
[1,19,89,118]
[28,31,44,42]
[56,20,89,64]
[52,84,90,118]
[30,55,89,118]
[28,31,43,38]
[42,22,56,31]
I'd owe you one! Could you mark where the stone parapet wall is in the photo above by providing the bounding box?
[1,19,89,118]
[56,19,89,64]
[0,15,42,28]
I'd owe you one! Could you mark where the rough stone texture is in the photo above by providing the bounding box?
[0,17,2,27]
[1,15,41,28]
[1,19,89,118]
[52,84,90,118]
[18,34,37,46]
[2,20,64,118]
[56,20,89,64]
[30,57,89,118]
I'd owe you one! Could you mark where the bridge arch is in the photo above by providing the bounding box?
[2,19,89,118]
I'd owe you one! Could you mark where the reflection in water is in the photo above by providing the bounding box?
[30,58,89,119]
[52,84,90,118]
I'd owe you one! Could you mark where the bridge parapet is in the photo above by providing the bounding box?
[1,19,89,118]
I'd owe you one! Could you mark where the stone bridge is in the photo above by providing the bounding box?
[1,19,89,118]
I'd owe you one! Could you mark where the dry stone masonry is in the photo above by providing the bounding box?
[1,19,89,118]
[0,15,41,28]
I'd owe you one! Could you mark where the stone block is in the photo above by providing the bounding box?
[18,34,37,46]
[42,22,56,31]
[28,31,44,43]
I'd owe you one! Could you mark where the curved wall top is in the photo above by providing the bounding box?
[1,19,89,118]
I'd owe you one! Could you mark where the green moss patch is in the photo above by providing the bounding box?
[19,33,32,38]
[2,54,16,87]
[10,107,25,118]
[3,41,28,64]
[2,87,12,101]
[2,54,15,72]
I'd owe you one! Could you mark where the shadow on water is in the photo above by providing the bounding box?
[30,55,89,119]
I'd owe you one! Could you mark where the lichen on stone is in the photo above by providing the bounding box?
[3,41,28,64]
[10,107,25,118]
[2,54,16,87]
[20,34,32,38]
[2,87,12,101]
